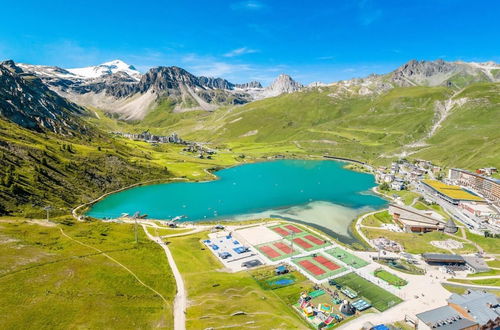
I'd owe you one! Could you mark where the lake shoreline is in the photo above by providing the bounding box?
[85,159,387,245]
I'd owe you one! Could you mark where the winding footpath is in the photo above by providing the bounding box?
[142,225,187,330]
[58,226,169,304]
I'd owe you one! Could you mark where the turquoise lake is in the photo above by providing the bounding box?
[87,160,387,243]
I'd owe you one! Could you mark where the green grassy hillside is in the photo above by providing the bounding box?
[413,83,500,168]
[170,82,498,168]
[0,218,175,328]
[0,118,242,217]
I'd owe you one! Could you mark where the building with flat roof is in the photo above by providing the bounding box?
[462,256,490,273]
[459,202,498,222]
[416,305,478,330]
[447,290,500,330]
[422,253,465,265]
[389,204,446,233]
[449,168,500,206]
[422,179,484,205]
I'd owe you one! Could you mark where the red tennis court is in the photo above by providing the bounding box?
[305,235,326,245]
[272,227,290,236]
[285,225,302,233]
[274,242,293,254]
[313,256,340,270]
[298,260,325,276]
[293,237,313,249]
[259,245,280,258]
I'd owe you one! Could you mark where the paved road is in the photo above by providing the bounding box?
[142,225,187,330]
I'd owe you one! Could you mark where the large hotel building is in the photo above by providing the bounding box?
[448,168,500,206]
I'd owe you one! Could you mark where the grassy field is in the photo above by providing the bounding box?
[380,190,421,206]
[360,227,478,254]
[465,231,500,254]
[449,278,500,287]
[442,284,500,297]
[467,269,500,277]
[487,259,500,268]
[332,273,403,312]
[250,266,314,297]
[325,247,369,268]
[374,268,408,287]
[362,210,393,227]
[375,259,426,275]
[144,226,191,237]
[167,232,310,329]
[0,218,176,328]
[413,201,450,219]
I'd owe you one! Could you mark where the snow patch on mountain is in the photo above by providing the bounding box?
[68,60,142,80]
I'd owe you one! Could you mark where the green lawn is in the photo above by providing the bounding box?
[0,219,176,329]
[378,189,421,206]
[376,259,426,275]
[325,247,369,268]
[467,269,500,277]
[442,284,500,297]
[360,227,477,254]
[144,226,191,237]
[374,268,408,287]
[332,273,403,312]
[362,210,393,227]
[487,259,500,268]
[167,232,309,329]
[250,266,315,296]
[449,278,500,287]
[465,231,500,254]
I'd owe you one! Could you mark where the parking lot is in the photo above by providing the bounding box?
[204,231,266,272]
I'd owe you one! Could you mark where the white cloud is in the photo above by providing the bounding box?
[316,56,335,60]
[231,1,266,11]
[223,47,258,57]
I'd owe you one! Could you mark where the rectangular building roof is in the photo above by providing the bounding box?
[462,256,490,272]
[422,179,484,201]
[416,305,478,329]
[448,290,500,326]
[422,253,465,263]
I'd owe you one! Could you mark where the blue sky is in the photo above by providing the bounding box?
[1,0,499,84]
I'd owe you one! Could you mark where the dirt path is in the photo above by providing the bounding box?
[58,227,168,305]
[142,225,187,330]
[354,210,381,249]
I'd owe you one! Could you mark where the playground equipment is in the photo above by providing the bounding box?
[318,303,333,314]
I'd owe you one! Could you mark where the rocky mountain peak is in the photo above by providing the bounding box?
[0,61,85,134]
[235,81,263,89]
[262,74,303,97]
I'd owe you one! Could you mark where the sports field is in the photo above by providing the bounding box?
[292,254,346,280]
[325,247,369,269]
[332,273,402,312]
[374,268,408,287]
[256,240,299,261]
[269,224,331,251]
